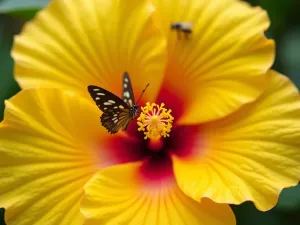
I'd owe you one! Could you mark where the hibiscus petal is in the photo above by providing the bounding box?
[81,162,235,225]
[153,0,274,123]
[172,70,300,211]
[13,0,166,101]
[0,89,104,224]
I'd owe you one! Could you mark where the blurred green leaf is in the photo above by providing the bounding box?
[247,0,293,34]
[0,0,49,19]
[0,15,21,121]
[279,28,300,85]
[276,184,300,211]
[259,0,292,33]
[0,208,5,225]
[232,202,287,225]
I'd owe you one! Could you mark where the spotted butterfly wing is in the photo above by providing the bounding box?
[87,73,137,134]
[122,72,135,107]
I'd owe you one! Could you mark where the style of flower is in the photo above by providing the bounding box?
[1,0,300,224]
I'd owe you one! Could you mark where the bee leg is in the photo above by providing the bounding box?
[184,32,189,40]
[176,30,181,40]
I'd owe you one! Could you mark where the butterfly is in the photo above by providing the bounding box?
[87,72,149,134]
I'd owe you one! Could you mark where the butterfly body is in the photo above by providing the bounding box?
[88,72,147,134]
[129,105,139,117]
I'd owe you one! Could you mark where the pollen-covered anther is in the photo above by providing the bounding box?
[137,102,174,139]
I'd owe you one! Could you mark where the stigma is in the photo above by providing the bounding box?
[137,102,174,139]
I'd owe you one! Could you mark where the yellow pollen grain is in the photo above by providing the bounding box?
[137,102,174,139]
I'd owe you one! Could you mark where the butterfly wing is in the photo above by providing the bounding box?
[100,108,132,134]
[88,85,129,112]
[122,72,135,107]
[87,85,131,133]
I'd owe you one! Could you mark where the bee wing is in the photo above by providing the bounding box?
[181,22,193,29]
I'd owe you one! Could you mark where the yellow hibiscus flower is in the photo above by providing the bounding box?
[1,0,300,224]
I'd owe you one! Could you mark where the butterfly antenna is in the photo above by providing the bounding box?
[136,83,149,104]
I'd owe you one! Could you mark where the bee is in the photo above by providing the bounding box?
[170,22,193,40]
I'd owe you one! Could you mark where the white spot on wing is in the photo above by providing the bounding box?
[104,102,112,105]
[95,97,100,100]
[114,106,118,109]
[128,99,133,106]
[124,83,128,88]
[124,91,130,98]
[108,100,115,104]
[93,88,100,91]
[119,105,124,109]
[104,107,107,110]
[97,93,105,96]
[124,78,129,82]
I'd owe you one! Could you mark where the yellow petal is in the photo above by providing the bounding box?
[0,88,105,225]
[172,70,300,211]
[13,0,166,102]
[153,0,274,124]
[81,162,235,225]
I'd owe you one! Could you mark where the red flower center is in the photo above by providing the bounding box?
[100,88,205,184]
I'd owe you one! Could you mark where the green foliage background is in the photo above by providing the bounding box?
[0,0,300,224]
